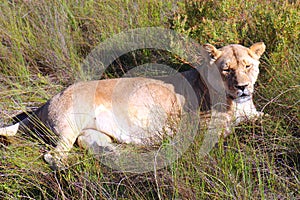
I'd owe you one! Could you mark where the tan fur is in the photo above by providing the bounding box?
[0,42,266,169]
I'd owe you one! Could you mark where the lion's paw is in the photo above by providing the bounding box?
[253,111,267,120]
[44,152,66,171]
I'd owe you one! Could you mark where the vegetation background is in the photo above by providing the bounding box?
[0,0,299,199]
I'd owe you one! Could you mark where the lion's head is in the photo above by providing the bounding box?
[204,42,266,104]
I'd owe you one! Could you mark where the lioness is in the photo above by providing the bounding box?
[0,42,265,169]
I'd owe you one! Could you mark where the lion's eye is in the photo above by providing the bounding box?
[245,64,252,69]
[223,68,230,72]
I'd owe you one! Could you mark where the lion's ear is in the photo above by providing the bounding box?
[203,44,222,61]
[249,42,266,58]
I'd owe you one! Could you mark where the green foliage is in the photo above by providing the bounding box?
[174,0,299,50]
[0,0,299,199]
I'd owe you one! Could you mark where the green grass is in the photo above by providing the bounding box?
[0,0,299,199]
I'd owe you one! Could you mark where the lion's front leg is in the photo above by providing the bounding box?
[200,110,232,138]
[244,109,265,122]
[232,100,265,126]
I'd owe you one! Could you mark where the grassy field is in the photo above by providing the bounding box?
[0,0,299,199]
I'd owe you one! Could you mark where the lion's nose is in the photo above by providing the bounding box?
[235,84,248,91]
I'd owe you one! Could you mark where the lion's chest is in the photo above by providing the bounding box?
[231,100,259,125]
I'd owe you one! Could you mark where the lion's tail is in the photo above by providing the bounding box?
[0,103,49,138]
[0,113,33,137]
[0,123,20,136]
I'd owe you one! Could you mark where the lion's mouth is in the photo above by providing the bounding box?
[236,94,251,103]
[228,93,252,103]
